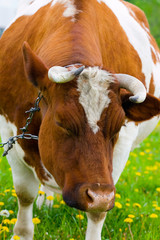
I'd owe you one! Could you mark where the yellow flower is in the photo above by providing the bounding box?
[2,226,9,232]
[0,202,4,206]
[32,218,41,224]
[156,207,160,211]
[152,204,158,208]
[133,203,141,208]
[13,235,21,240]
[128,214,135,218]
[10,218,17,224]
[135,172,141,176]
[156,187,160,192]
[126,198,130,202]
[124,218,133,223]
[4,189,10,193]
[146,149,151,153]
[140,152,145,156]
[69,238,75,240]
[134,188,139,192]
[38,190,45,195]
[3,219,11,224]
[60,200,65,205]
[9,210,14,214]
[53,205,60,208]
[144,171,149,174]
[115,193,121,199]
[46,196,54,201]
[149,214,158,218]
[126,203,130,207]
[115,202,122,209]
[76,214,84,220]
[119,228,122,232]
[12,193,17,197]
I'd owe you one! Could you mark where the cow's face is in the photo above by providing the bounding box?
[23,42,160,212]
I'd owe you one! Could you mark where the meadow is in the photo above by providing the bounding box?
[1,0,160,239]
[0,125,160,240]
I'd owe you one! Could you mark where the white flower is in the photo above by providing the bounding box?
[0,209,10,217]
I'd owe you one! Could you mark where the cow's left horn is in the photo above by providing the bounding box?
[48,66,85,83]
[115,74,147,103]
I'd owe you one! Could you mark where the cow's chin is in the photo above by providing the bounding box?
[62,183,115,212]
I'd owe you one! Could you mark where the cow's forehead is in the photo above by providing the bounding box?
[77,67,114,134]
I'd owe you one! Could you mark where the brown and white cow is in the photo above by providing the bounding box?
[0,0,160,239]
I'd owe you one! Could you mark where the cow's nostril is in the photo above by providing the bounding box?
[86,189,94,203]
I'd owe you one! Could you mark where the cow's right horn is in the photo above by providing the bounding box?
[48,66,85,83]
[115,74,147,103]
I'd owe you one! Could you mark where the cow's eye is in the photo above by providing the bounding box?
[56,121,73,136]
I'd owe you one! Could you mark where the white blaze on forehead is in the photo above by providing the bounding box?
[77,67,114,134]
[52,0,80,22]
[97,0,152,91]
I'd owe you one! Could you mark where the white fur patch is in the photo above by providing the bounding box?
[51,0,80,22]
[77,67,114,134]
[86,213,106,240]
[112,116,159,185]
[97,0,152,91]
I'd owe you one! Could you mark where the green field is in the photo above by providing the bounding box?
[0,125,160,240]
[1,0,160,239]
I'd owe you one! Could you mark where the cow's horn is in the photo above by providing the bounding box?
[48,66,85,83]
[115,74,147,103]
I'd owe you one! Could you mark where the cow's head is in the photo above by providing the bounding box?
[23,42,160,212]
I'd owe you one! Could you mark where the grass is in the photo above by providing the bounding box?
[0,124,160,240]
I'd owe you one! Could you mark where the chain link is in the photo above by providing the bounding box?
[0,92,43,157]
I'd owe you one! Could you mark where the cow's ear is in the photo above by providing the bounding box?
[22,41,49,89]
[121,92,160,121]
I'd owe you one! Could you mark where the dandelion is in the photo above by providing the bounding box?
[9,210,14,214]
[156,187,160,192]
[76,214,84,220]
[4,189,10,193]
[124,218,133,223]
[13,236,21,240]
[128,214,135,218]
[134,188,139,192]
[3,219,11,224]
[115,193,121,199]
[60,200,65,205]
[69,238,75,240]
[0,202,4,206]
[149,213,158,218]
[0,210,10,217]
[140,152,145,156]
[12,193,17,197]
[135,172,141,176]
[38,190,45,195]
[119,228,122,232]
[156,207,160,211]
[32,218,41,224]
[133,203,141,208]
[115,202,122,209]
[126,203,130,207]
[46,196,54,201]
[2,226,9,232]
[53,205,60,208]
[10,218,17,224]
[126,198,130,202]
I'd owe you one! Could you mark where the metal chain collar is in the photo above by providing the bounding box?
[0,92,43,157]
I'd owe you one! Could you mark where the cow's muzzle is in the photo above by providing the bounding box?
[63,183,115,212]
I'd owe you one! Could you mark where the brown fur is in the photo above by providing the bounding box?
[0,0,160,210]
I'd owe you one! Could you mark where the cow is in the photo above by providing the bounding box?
[0,0,160,239]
